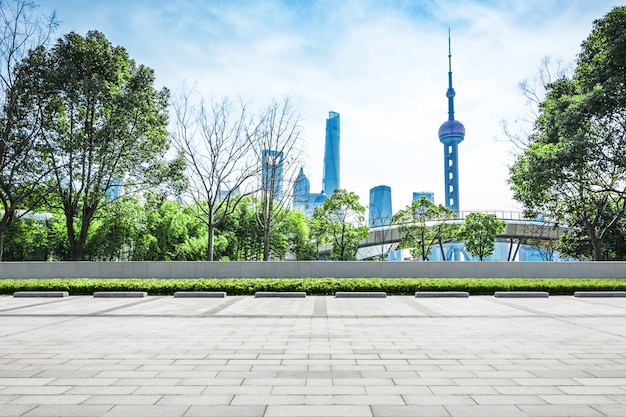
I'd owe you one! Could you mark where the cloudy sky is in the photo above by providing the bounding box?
[39,0,617,214]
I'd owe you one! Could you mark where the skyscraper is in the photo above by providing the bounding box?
[413,192,435,203]
[438,30,465,215]
[369,185,392,228]
[262,149,284,200]
[322,111,340,197]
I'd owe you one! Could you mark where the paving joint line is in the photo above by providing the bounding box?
[397,296,440,316]
[87,295,163,315]
[313,295,327,317]
[201,295,246,316]
[492,299,557,317]
[0,296,81,313]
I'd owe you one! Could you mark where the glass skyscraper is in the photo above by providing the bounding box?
[322,111,340,197]
[369,185,392,227]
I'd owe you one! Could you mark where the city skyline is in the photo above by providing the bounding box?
[40,0,617,213]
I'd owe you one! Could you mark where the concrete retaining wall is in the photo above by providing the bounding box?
[0,261,625,279]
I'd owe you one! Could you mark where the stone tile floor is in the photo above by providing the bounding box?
[0,295,625,416]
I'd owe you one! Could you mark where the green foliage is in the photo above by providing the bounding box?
[508,7,626,260]
[2,216,51,260]
[278,210,316,260]
[458,213,506,261]
[391,197,457,261]
[311,189,369,260]
[0,1,57,261]
[32,30,176,260]
[2,278,626,296]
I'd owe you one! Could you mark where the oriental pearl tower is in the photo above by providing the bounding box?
[438,30,465,215]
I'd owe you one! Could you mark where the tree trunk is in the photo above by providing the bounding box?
[0,229,4,262]
[590,235,604,261]
[207,223,214,261]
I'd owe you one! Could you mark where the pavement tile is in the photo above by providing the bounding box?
[155,394,233,405]
[22,404,114,417]
[183,405,266,416]
[403,394,475,405]
[518,404,607,416]
[2,296,626,417]
[0,405,37,417]
[371,405,450,417]
[10,394,91,404]
[103,404,189,416]
[593,405,626,416]
[264,405,373,417]
[443,405,527,416]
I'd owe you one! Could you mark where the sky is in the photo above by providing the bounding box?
[38,0,619,214]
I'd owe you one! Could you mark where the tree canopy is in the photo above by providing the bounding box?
[32,30,177,260]
[509,6,626,260]
[391,197,457,261]
[458,212,506,261]
[311,189,369,260]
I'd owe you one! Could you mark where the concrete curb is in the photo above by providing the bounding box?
[173,291,227,298]
[574,291,626,298]
[13,291,69,298]
[93,291,148,298]
[494,291,549,298]
[254,291,307,298]
[335,291,387,298]
[415,291,470,298]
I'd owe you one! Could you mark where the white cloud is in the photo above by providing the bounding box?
[41,0,617,213]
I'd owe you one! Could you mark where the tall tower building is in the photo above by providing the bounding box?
[369,185,392,228]
[261,149,284,200]
[322,111,340,197]
[438,30,465,214]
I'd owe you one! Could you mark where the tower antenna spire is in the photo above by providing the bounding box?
[446,27,455,121]
[438,28,465,215]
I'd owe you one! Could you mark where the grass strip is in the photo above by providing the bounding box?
[1,278,626,296]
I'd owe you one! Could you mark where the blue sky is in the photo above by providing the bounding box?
[39,0,618,213]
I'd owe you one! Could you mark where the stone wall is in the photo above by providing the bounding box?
[0,261,625,279]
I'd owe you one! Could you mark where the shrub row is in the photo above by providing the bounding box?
[1,278,626,296]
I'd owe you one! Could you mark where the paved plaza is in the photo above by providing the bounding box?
[0,294,625,417]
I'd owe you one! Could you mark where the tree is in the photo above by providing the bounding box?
[171,87,262,261]
[458,212,506,261]
[278,209,316,260]
[508,7,626,260]
[33,30,177,260]
[254,97,304,261]
[0,0,56,260]
[140,195,208,261]
[311,189,369,260]
[2,214,50,260]
[391,197,457,261]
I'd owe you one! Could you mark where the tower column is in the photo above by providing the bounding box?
[438,30,465,215]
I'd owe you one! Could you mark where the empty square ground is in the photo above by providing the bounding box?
[0,294,625,416]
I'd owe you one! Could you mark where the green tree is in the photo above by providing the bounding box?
[217,196,261,260]
[278,209,316,260]
[311,189,369,260]
[141,195,208,261]
[509,7,626,260]
[33,31,178,260]
[81,196,153,261]
[458,212,506,261]
[0,0,56,260]
[391,197,457,261]
[2,214,50,260]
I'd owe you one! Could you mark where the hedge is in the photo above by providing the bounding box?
[1,277,626,296]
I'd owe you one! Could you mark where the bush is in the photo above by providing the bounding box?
[1,278,626,296]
